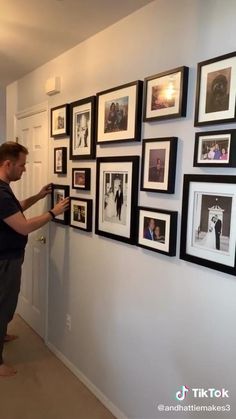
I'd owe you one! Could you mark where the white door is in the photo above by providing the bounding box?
[14,109,49,338]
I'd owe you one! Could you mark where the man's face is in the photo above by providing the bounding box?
[8,152,27,181]
[149,219,155,231]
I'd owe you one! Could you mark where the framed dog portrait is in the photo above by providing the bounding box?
[96,80,143,144]
[70,198,92,232]
[141,137,178,193]
[193,129,236,167]
[54,147,67,174]
[51,184,70,225]
[137,207,178,256]
[180,174,236,275]
[95,156,139,244]
[194,51,236,126]
[70,96,96,160]
[51,104,70,138]
[143,66,189,121]
[72,168,91,190]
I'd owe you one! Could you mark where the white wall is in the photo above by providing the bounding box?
[0,87,6,142]
[7,0,236,418]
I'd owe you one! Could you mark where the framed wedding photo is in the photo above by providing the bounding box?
[70,198,92,232]
[51,104,70,138]
[72,168,91,190]
[51,184,70,225]
[180,174,236,275]
[54,147,67,174]
[193,129,236,167]
[143,66,189,122]
[141,137,178,193]
[95,156,139,244]
[137,207,178,256]
[194,51,236,126]
[96,80,143,144]
[70,96,96,160]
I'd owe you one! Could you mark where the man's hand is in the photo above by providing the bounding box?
[38,184,52,199]
[52,197,70,216]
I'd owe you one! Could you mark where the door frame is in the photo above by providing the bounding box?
[14,101,49,342]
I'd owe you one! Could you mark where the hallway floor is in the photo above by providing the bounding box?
[0,316,115,419]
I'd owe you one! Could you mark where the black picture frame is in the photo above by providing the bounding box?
[51,184,70,225]
[51,104,70,138]
[180,174,236,276]
[143,66,189,122]
[140,137,178,194]
[54,147,67,174]
[96,80,143,144]
[70,96,96,160]
[194,51,236,126]
[70,197,92,232]
[137,207,178,256]
[95,156,139,244]
[193,129,236,167]
[72,168,91,190]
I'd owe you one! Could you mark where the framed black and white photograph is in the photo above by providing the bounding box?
[51,184,70,225]
[70,197,92,232]
[141,137,178,193]
[194,51,236,126]
[72,168,91,190]
[193,129,236,167]
[54,147,67,174]
[180,175,236,275]
[137,207,178,256]
[51,104,70,138]
[143,66,189,122]
[70,96,96,160]
[96,80,143,144]
[95,156,139,244]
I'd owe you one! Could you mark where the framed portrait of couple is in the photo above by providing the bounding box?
[70,198,92,232]
[180,175,236,275]
[95,156,139,244]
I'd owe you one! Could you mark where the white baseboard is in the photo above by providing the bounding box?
[46,341,128,419]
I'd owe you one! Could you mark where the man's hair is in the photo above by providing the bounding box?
[0,141,28,164]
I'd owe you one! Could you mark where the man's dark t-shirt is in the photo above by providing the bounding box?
[0,180,28,260]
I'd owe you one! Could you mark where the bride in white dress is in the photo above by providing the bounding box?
[202,217,216,249]
[106,187,115,219]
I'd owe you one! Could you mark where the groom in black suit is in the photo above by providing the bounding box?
[115,185,123,221]
[214,216,222,250]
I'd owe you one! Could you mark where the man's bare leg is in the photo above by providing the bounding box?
[0,363,17,377]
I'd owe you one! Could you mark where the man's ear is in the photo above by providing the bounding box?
[3,159,12,169]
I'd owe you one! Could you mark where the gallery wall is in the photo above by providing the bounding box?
[6,0,236,418]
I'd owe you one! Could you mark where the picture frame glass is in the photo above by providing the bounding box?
[53,188,66,221]
[70,199,87,229]
[143,140,170,191]
[197,133,231,164]
[138,209,170,253]
[52,107,67,136]
[73,170,86,188]
[72,102,92,157]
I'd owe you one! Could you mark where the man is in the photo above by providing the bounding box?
[214,215,222,250]
[213,144,221,160]
[149,158,164,183]
[0,141,69,377]
[144,218,155,240]
[115,185,123,221]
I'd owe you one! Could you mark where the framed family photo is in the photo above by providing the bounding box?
[72,168,91,190]
[143,66,189,121]
[141,137,178,193]
[51,184,70,225]
[193,129,236,167]
[137,207,178,256]
[180,175,236,275]
[194,51,236,126]
[96,80,143,144]
[54,147,67,174]
[70,96,96,160]
[95,156,139,244]
[70,198,92,232]
[51,104,70,138]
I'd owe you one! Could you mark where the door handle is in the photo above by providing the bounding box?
[36,235,46,244]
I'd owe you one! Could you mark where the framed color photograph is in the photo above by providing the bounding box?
[51,184,70,225]
[193,129,236,167]
[51,104,70,138]
[70,198,92,232]
[96,80,143,144]
[180,175,236,275]
[70,96,96,160]
[54,147,67,174]
[143,66,189,121]
[72,168,91,190]
[141,137,178,193]
[194,51,236,126]
[95,156,139,244]
[137,207,178,256]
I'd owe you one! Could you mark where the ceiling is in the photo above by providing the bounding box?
[0,0,153,87]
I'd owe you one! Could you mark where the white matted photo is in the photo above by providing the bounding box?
[70,198,92,232]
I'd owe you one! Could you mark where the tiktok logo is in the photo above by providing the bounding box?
[176,385,190,401]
